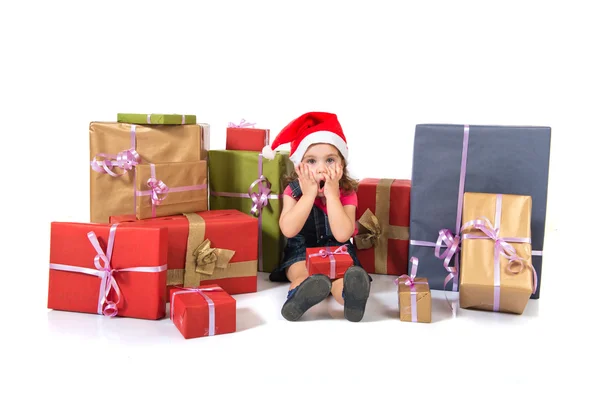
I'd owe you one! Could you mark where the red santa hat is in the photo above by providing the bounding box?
[262,111,349,165]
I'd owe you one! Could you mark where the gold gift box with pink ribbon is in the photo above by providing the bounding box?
[396,257,431,323]
[89,121,209,223]
[459,192,538,314]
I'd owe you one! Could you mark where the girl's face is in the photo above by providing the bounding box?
[301,143,343,196]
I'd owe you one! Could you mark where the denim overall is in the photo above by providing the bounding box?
[269,179,364,283]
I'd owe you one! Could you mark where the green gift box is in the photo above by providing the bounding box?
[117,113,197,125]
[208,150,294,273]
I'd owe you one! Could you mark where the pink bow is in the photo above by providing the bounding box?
[87,227,123,317]
[90,149,141,177]
[395,257,428,322]
[395,257,425,288]
[147,177,169,205]
[228,119,256,128]
[248,175,272,216]
[49,224,168,317]
[317,245,349,258]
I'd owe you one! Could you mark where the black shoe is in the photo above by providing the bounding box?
[343,266,371,322]
[281,274,332,321]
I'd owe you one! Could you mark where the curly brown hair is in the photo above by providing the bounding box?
[283,146,359,195]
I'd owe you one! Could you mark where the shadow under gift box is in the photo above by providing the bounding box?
[408,124,550,299]
[47,222,168,320]
[89,122,209,223]
[110,210,259,298]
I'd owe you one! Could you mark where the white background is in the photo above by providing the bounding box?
[1,0,597,398]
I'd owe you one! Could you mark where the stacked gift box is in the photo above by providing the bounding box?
[50,114,292,339]
[47,114,551,337]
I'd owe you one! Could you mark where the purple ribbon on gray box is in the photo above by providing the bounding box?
[409,125,543,292]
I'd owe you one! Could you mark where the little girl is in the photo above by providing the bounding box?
[262,111,371,322]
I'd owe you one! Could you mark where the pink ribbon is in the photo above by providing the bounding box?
[135,163,207,218]
[147,177,169,205]
[461,194,538,311]
[395,257,428,322]
[433,228,461,291]
[308,245,349,279]
[170,287,224,336]
[248,175,273,217]
[228,119,256,128]
[90,125,142,213]
[211,154,282,272]
[90,149,141,177]
[49,224,167,317]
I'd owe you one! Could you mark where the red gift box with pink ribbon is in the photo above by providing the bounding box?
[225,119,270,152]
[169,285,236,339]
[47,222,168,320]
[306,245,354,280]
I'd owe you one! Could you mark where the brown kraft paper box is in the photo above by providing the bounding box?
[459,192,536,314]
[89,122,209,223]
[135,160,208,220]
[398,277,431,323]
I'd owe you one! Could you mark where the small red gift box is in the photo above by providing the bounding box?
[225,120,270,152]
[47,222,168,320]
[169,285,236,339]
[306,245,354,279]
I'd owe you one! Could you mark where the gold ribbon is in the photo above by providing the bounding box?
[180,212,256,287]
[355,179,409,274]
[167,269,185,286]
[193,239,235,276]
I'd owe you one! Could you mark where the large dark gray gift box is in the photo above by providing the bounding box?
[409,124,551,299]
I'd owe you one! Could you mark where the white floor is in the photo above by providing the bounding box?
[1,215,594,399]
[6,221,594,400]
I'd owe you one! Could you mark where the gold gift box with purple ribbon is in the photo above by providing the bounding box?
[459,192,538,314]
[396,257,431,323]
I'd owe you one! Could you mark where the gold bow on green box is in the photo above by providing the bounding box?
[193,239,236,276]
